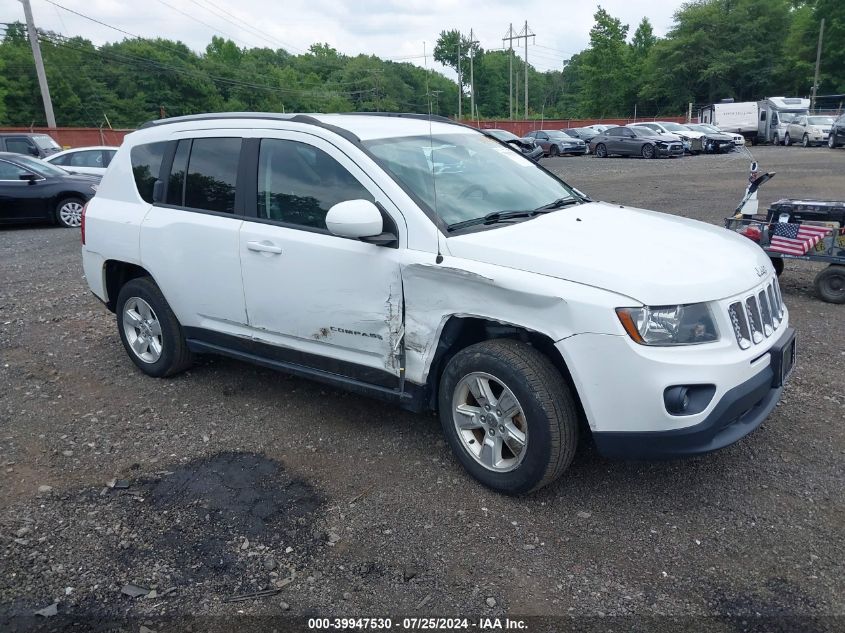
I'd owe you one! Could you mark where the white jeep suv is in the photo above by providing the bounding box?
[81,113,796,494]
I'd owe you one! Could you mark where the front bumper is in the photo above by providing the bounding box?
[560,146,587,155]
[656,144,684,157]
[556,315,793,459]
[592,362,782,459]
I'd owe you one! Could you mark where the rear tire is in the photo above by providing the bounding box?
[55,197,85,228]
[595,143,608,158]
[438,339,579,495]
[772,134,780,146]
[814,265,845,304]
[116,277,193,377]
[829,134,839,149]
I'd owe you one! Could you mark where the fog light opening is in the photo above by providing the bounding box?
[663,384,717,417]
[665,386,690,415]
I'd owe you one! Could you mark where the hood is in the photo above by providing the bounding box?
[705,132,735,141]
[446,201,772,305]
[640,133,681,143]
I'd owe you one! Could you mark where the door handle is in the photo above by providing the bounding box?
[246,240,282,254]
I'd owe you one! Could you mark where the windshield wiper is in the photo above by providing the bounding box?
[448,210,536,231]
[533,196,581,211]
[447,197,582,232]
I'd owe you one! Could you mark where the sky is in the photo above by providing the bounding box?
[2,0,688,74]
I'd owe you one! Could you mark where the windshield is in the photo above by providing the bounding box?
[486,129,518,142]
[32,134,61,150]
[779,113,796,123]
[660,122,687,132]
[808,116,834,126]
[364,132,579,229]
[13,154,69,178]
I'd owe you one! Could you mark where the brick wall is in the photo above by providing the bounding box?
[0,127,133,148]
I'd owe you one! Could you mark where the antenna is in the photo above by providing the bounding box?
[424,41,444,264]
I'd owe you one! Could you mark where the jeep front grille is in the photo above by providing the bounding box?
[727,279,784,349]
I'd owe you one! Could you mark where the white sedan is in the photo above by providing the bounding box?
[44,146,118,176]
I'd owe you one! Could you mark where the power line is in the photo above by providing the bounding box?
[188,0,306,53]
[152,0,258,49]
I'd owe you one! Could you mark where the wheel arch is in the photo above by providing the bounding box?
[423,315,585,421]
[103,260,154,312]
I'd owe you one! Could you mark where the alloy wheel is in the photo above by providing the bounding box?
[122,297,163,363]
[58,201,83,227]
[451,372,528,473]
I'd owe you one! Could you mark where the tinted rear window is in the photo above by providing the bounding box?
[131,142,168,203]
[184,137,241,213]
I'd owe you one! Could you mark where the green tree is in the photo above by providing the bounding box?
[580,7,631,117]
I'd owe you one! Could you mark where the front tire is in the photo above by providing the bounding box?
[641,143,655,159]
[116,277,193,377]
[770,257,784,277]
[814,265,845,304]
[828,134,838,149]
[784,133,791,146]
[438,339,579,495]
[549,145,560,157]
[594,143,607,158]
[802,134,810,148]
[55,197,85,228]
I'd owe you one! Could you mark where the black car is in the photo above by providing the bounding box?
[481,129,544,161]
[591,126,684,159]
[829,113,845,149]
[0,133,62,158]
[0,152,100,228]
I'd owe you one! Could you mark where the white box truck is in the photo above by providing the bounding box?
[699,101,758,142]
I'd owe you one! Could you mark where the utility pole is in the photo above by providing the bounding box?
[810,18,825,111]
[503,24,515,120]
[522,21,534,119]
[515,70,520,119]
[457,36,462,120]
[503,22,534,120]
[19,0,56,128]
[468,28,479,121]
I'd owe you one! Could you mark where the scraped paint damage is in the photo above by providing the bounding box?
[401,263,567,385]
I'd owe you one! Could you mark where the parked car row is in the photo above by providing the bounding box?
[481,120,752,162]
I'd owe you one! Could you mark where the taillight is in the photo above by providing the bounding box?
[81,202,88,245]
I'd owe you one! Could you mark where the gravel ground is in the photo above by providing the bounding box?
[0,145,843,631]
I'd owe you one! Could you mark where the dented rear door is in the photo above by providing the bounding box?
[239,133,405,379]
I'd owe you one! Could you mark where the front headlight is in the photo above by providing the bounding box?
[616,303,719,346]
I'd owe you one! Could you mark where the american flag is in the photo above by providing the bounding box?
[769,222,831,256]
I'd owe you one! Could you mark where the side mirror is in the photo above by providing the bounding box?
[326,199,384,240]
[18,173,39,184]
[28,146,40,156]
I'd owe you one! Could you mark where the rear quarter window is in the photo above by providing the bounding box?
[130,142,168,203]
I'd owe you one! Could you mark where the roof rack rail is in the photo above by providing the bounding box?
[136,112,362,143]
[138,112,303,130]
